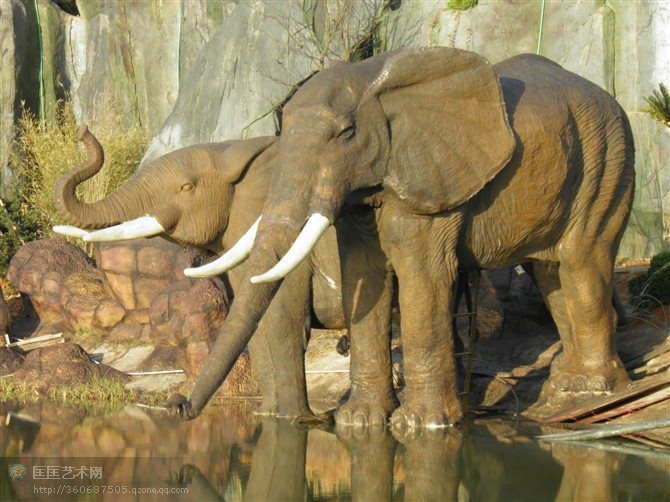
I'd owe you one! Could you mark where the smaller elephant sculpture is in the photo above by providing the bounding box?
[54,127,346,418]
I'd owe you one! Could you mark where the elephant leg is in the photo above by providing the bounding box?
[245,419,308,501]
[380,207,464,428]
[250,263,313,418]
[335,210,396,427]
[532,262,576,375]
[336,425,396,501]
[533,243,629,392]
[547,243,629,393]
[396,428,463,501]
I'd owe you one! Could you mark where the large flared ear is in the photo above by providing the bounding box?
[197,136,278,183]
[368,47,516,214]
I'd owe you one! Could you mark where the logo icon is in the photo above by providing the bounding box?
[9,464,27,480]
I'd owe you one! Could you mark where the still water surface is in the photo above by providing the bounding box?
[1,402,669,501]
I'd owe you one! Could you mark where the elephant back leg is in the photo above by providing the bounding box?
[249,262,313,418]
[538,132,634,395]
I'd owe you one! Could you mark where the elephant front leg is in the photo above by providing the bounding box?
[381,209,464,429]
[335,211,397,427]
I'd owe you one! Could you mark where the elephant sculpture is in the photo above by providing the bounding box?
[53,128,346,418]
[169,47,635,429]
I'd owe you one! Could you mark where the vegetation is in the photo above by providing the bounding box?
[628,251,670,311]
[1,100,147,270]
[644,83,670,127]
[448,0,479,11]
[0,198,41,277]
[11,100,147,233]
[0,376,169,414]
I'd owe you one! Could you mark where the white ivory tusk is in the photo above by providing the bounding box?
[250,213,330,284]
[53,225,90,239]
[184,216,261,278]
[82,215,165,242]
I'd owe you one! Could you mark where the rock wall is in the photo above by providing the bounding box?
[1,0,668,258]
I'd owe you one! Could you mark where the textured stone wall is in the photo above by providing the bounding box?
[1,0,668,257]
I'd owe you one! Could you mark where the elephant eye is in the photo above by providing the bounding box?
[338,124,356,139]
[181,183,194,191]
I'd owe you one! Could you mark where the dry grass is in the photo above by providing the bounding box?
[0,378,41,403]
[10,99,147,250]
[0,375,169,414]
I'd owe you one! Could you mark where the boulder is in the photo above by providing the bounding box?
[13,342,127,389]
[149,277,229,346]
[7,236,220,347]
[0,347,23,376]
[8,238,100,328]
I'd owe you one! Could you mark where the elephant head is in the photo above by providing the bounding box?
[167,47,516,418]
[53,126,276,253]
[197,47,515,280]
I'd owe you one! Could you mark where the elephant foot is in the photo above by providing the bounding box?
[167,393,197,420]
[390,398,462,430]
[336,390,397,428]
[548,359,630,394]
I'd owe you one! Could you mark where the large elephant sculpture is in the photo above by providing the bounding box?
[53,128,346,418]
[168,47,635,429]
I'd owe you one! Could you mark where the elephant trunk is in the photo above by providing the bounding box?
[54,126,146,229]
[187,222,299,416]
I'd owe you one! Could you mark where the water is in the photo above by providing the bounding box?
[1,402,669,501]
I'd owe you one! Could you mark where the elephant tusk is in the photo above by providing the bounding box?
[250,213,330,284]
[82,216,166,242]
[53,225,91,239]
[184,216,261,278]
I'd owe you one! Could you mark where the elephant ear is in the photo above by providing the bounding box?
[209,136,277,182]
[370,47,516,214]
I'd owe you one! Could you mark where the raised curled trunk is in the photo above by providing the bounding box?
[188,222,300,415]
[54,126,145,229]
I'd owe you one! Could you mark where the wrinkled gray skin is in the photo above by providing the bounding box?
[169,47,635,429]
[54,134,344,417]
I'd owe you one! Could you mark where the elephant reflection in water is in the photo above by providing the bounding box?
[172,419,670,500]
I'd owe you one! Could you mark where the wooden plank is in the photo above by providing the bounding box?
[537,417,670,442]
[6,333,63,347]
[576,386,670,424]
[544,371,670,423]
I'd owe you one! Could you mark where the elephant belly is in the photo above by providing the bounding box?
[311,227,345,329]
[461,139,572,269]
[462,56,624,269]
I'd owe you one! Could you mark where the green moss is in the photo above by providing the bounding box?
[448,0,478,11]
[628,251,670,311]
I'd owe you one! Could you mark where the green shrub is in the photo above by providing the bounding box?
[628,251,670,310]
[644,83,670,127]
